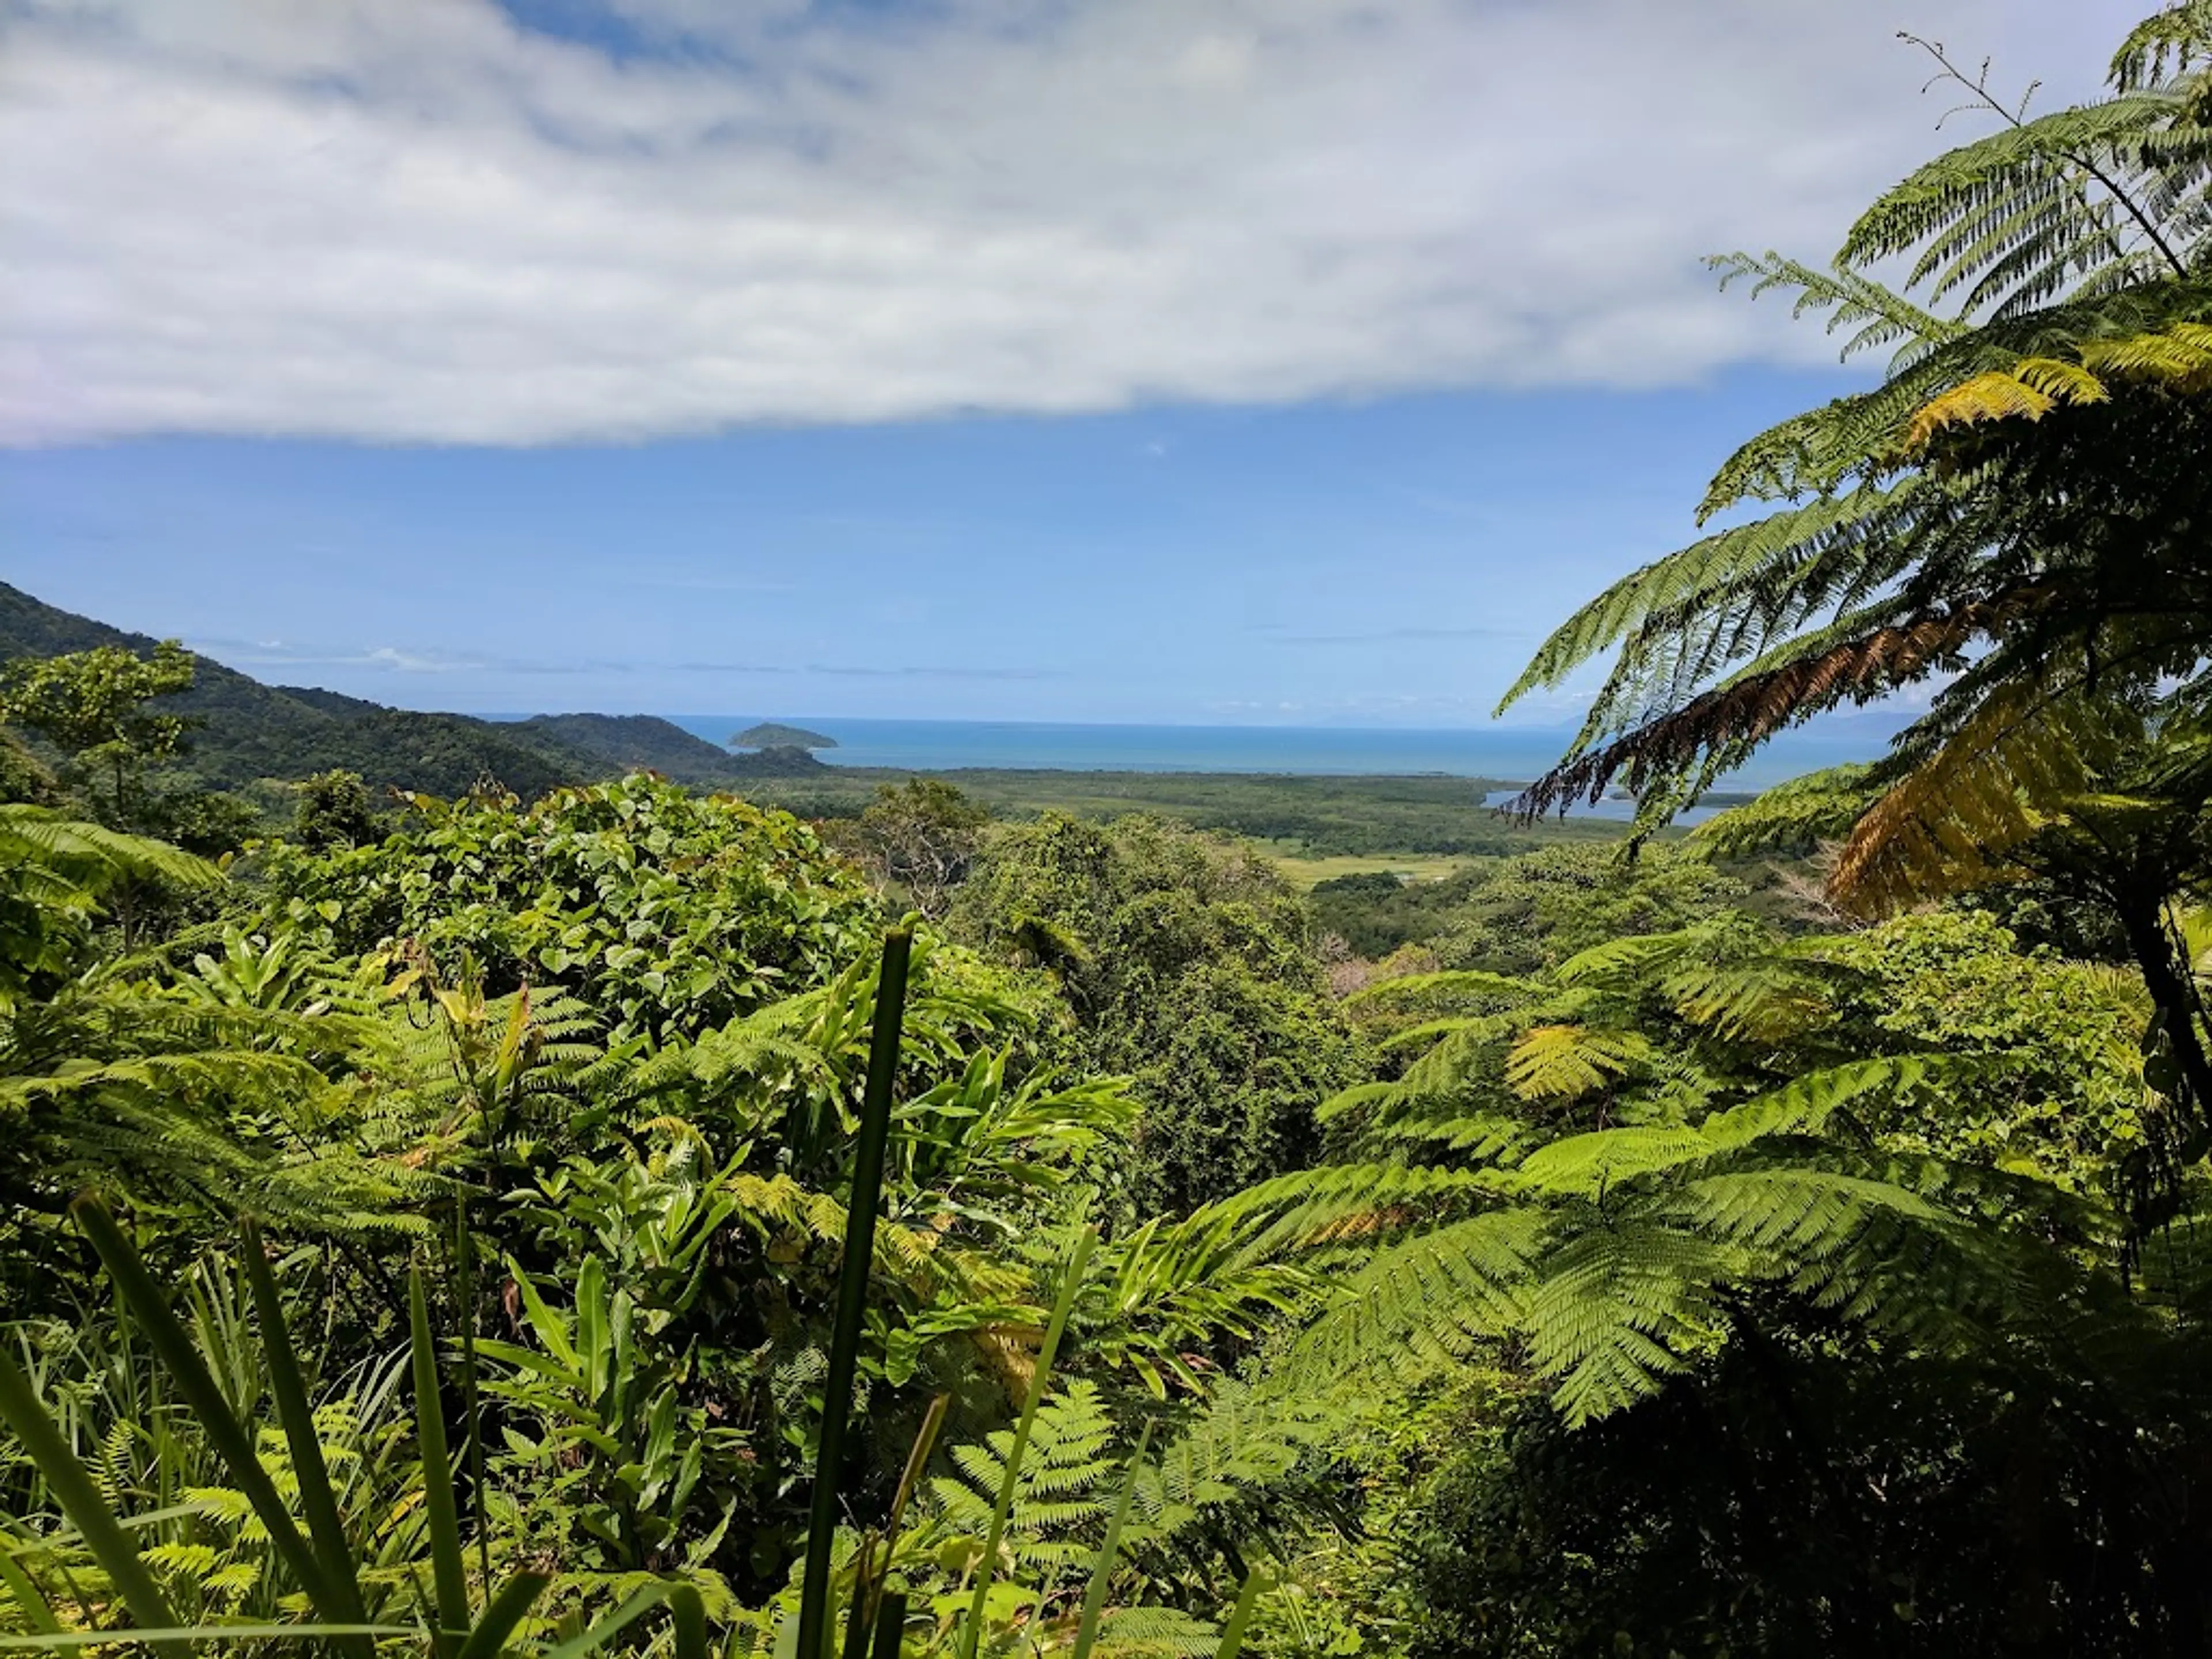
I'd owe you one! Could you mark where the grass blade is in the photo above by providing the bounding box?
[539,1585,669,1659]
[866,1592,907,1659]
[1070,1422,1153,1659]
[0,1548,60,1636]
[668,1582,707,1659]
[238,1217,366,1638]
[71,1196,340,1623]
[886,1393,949,1547]
[453,1570,551,1659]
[453,1202,492,1591]
[798,928,912,1659]
[1213,1571,1266,1659]
[0,1352,180,1649]
[838,1572,871,1659]
[409,1264,472,1654]
[842,1392,947,1659]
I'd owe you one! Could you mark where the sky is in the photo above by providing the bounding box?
[0,0,2133,726]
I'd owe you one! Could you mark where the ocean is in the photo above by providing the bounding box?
[657,714,1904,790]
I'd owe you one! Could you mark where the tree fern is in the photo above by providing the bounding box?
[1503,1024,1654,1103]
[1241,902,2127,1435]
[1497,7,2212,918]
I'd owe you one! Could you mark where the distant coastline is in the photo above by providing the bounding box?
[600,713,1906,787]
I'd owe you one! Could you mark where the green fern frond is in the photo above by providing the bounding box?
[1708,251,1963,365]
[1287,1209,1548,1381]
[1523,1220,1740,1427]
[1661,956,1836,1043]
[1135,1380,1347,1538]
[1504,1025,1653,1102]
[1222,1162,1502,1259]
[1339,969,1541,1012]
[1092,1605,1220,1658]
[1551,929,1706,990]
[2112,3,2212,92]
[1689,764,1879,859]
[1830,677,2128,915]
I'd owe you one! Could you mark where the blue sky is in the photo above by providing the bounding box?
[10,369,1863,724]
[0,0,2130,726]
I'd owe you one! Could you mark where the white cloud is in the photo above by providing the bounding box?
[0,0,2130,445]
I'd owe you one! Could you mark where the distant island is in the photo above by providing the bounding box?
[730,722,837,751]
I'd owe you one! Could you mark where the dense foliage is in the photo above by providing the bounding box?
[244,775,877,1043]
[953,813,1365,1215]
[7,10,2212,1658]
[0,777,1311,1656]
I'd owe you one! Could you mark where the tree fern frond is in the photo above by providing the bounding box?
[1092,1605,1219,1658]
[1338,969,1541,1012]
[1905,357,2112,447]
[1497,482,1925,715]
[2112,2,2212,92]
[1219,1163,1502,1259]
[1551,929,1705,990]
[1661,956,1836,1043]
[1707,251,1964,363]
[1286,1209,1549,1382]
[1504,1025,1652,1102]
[1828,678,2131,915]
[2078,316,2212,384]
[1522,1221,1739,1427]
[1509,581,2063,820]
[1135,1380,1347,1538]
[1839,90,2202,304]
[1689,764,1879,858]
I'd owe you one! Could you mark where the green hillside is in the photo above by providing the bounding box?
[512,711,745,786]
[0,582,590,799]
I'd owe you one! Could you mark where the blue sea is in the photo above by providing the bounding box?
[654,713,1905,799]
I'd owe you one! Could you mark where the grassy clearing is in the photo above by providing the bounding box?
[1268,853,1479,891]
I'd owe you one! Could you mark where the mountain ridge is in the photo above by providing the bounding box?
[0,582,770,797]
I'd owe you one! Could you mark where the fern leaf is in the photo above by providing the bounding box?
[1505,1025,1652,1102]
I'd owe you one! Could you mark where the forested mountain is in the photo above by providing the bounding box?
[512,710,752,785]
[0,582,748,797]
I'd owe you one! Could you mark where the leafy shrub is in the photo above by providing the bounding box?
[247,774,877,1041]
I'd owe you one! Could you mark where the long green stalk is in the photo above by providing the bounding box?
[408,1265,472,1656]
[452,1199,492,1590]
[540,1586,668,1659]
[843,1392,950,1659]
[796,927,914,1659]
[451,1570,551,1659]
[866,1591,908,1659]
[1070,1422,1153,1659]
[0,1547,60,1635]
[956,1224,1098,1659]
[238,1217,368,1643]
[1213,1571,1266,1659]
[668,1582,708,1659]
[71,1197,343,1623]
[0,1348,183,1653]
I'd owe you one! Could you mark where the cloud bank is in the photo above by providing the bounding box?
[1,0,2121,445]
